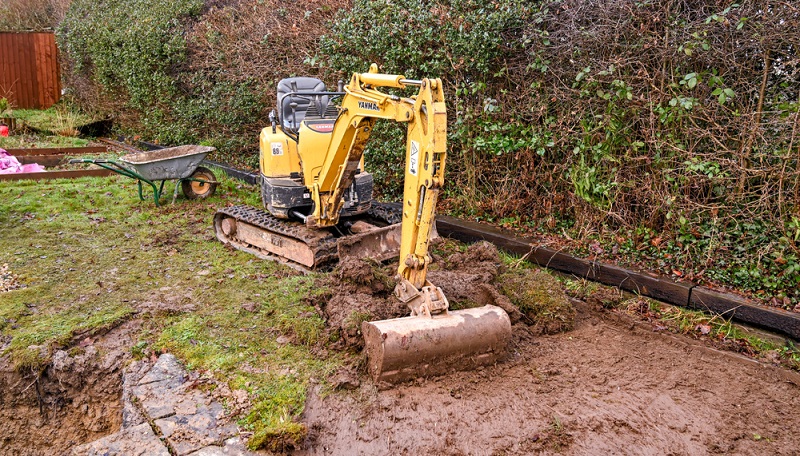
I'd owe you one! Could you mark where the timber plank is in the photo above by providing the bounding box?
[690,286,800,340]
[5,146,107,156]
[0,169,113,181]
[593,263,692,307]
[436,216,596,278]
[17,155,64,167]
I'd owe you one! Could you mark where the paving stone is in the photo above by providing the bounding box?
[132,381,179,419]
[75,353,243,456]
[133,381,208,420]
[71,423,170,456]
[121,361,149,428]
[154,402,239,456]
[139,353,185,385]
[188,437,260,456]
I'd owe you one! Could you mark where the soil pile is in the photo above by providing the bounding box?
[315,241,575,352]
[314,257,406,350]
[498,268,576,335]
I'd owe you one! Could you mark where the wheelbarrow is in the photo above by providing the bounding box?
[70,145,218,206]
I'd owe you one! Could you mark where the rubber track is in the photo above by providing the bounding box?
[214,202,402,270]
[215,205,339,268]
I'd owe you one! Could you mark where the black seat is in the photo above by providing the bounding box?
[277,77,328,130]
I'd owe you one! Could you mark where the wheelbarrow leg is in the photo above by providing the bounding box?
[153,180,166,206]
[139,179,162,206]
[172,180,182,204]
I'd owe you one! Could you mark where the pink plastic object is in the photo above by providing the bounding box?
[0,149,46,174]
[0,125,8,137]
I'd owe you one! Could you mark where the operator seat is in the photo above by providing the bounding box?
[277,77,328,130]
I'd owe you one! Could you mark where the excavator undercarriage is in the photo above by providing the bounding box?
[214,201,403,271]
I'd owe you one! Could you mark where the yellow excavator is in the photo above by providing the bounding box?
[214,65,510,383]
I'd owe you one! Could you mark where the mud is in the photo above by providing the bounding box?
[299,301,800,455]
[0,321,137,455]
[301,242,800,454]
[314,257,406,350]
[316,242,558,352]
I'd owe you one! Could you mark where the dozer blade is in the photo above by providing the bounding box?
[362,305,512,384]
[337,223,402,263]
[337,217,439,264]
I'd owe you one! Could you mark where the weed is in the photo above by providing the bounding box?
[344,311,372,334]
[0,133,89,149]
[616,295,800,369]
[11,106,94,135]
[131,341,149,359]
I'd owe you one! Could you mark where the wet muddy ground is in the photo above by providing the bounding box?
[300,301,800,455]
[4,241,800,455]
[296,243,800,455]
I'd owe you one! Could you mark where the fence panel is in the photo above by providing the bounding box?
[0,32,61,109]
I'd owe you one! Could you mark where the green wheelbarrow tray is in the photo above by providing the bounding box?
[70,145,219,206]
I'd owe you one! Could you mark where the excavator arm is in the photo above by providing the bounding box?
[305,64,449,315]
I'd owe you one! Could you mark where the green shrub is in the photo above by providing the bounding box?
[59,0,204,110]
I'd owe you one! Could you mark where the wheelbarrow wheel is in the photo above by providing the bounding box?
[182,166,217,200]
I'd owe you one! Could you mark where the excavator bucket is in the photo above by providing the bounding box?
[362,305,512,384]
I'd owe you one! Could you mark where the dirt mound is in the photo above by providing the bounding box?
[498,268,576,335]
[427,241,504,308]
[316,242,575,352]
[314,257,406,350]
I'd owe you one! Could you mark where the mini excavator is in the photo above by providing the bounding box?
[214,65,510,382]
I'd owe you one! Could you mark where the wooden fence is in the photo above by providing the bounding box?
[0,32,61,109]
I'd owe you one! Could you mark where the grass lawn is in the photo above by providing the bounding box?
[0,133,90,149]
[0,169,340,449]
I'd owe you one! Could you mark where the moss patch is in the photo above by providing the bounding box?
[498,268,575,334]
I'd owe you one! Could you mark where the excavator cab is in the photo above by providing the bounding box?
[260,78,373,220]
[275,77,339,133]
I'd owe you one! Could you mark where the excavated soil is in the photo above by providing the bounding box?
[315,241,563,352]
[301,242,800,455]
[0,321,137,455]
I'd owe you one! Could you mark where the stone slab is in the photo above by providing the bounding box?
[154,401,239,456]
[188,437,260,456]
[139,353,185,385]
[71,423,170,456]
